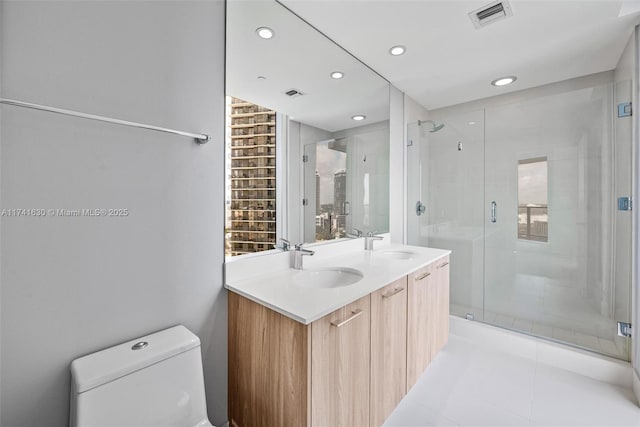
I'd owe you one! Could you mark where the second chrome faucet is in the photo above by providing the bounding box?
[276,238,314,270]
[364,232,384,251]
[292,243,314,270]
[348,229,384,250]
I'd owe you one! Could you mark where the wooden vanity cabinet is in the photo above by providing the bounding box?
[370,277,407,427]
[228,256,450,427]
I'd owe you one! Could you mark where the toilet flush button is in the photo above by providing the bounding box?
[131,341,148,351]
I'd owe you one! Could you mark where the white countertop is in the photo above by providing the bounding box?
[225,243,450,324]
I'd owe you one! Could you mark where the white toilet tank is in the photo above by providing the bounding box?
[70,325,212,427]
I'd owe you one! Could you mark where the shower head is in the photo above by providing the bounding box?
[431,123,445,132]
[418,120,445,133]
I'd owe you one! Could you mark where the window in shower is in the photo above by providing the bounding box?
[517,157,548,242]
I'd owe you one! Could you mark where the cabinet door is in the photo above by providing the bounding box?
[433,256,450,357]
[311,295,370,427]
[406,263,435,391]
[370,277,407,427]
[228,293,311,427]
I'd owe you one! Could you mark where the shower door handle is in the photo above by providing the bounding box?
[490,201,497,223]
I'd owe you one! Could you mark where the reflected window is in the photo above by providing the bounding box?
[518,157,548,242]
[225,96,277,257]
[308,141,348,241]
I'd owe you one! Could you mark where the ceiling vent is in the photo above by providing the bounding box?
[468,0,513,29]
[285,89,303,98]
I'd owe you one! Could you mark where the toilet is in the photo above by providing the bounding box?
[70,325,213,427]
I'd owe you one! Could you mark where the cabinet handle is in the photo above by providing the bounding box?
[382,287,405,299]
[415,271,431,281]
[331,309,363,328]
[437,261,449,269]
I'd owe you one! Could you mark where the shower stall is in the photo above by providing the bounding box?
[407,77,633,360]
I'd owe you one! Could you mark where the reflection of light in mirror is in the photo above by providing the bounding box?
[491,76,517,86]
[255,27,274,39]
[389,45,406,56]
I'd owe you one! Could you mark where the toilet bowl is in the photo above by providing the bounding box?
[70,325,214,427]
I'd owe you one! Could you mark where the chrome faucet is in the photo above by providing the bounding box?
[292,243,314,270]
[275,238,291,251]
[364,232,383,251]
[346,228,364,239]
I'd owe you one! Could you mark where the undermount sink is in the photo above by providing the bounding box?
[294,267,364,289]
[375,250,419,260]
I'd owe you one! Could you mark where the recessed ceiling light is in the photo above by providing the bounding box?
[468,121,476,125]
[352,115,366,121]
[257,76,266,80]
[491,76,517,86]
[389,45,406,56]
[256,27,274,39]
[330,71,344,79]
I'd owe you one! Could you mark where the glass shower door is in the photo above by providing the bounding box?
[407,81,632,361]
[483,83,632,360]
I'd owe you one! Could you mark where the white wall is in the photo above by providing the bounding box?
[0,2,227,426]
[389,85,405,243]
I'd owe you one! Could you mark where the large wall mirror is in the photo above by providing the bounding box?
[225,0,390,259]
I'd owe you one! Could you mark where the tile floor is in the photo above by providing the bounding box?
[384,335,639,427]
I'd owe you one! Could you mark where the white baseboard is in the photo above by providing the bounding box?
[450,316,633,389]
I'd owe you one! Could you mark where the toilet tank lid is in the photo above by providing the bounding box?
[71,325,201,393]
